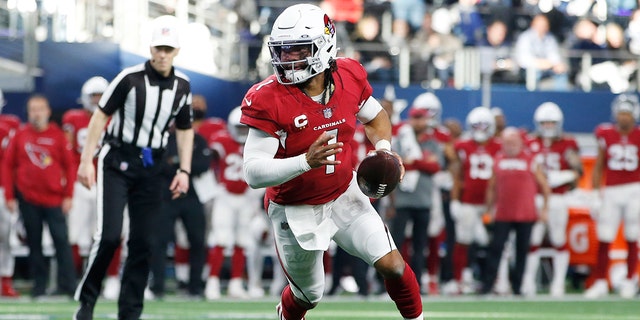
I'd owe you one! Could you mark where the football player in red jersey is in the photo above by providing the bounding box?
[0,89,20,297]
[585,94,640,299]
[241,4,422,320]
[204,106,262,300]
[521,102,582,297]
[443,107,501,295]
[62,76,108,272]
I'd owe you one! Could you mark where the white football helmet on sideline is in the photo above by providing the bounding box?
[0,88,5,113]
[227,106,249,144]
[410,92,442,127]
[611,93,640,121]
[81,76,109,112]
[268,4,337,84]
[466,107,495,143]
[534,102,564,138]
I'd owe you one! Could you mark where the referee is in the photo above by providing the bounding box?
[73,15,194,320]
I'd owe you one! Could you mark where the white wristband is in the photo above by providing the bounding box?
[375,139,391,151]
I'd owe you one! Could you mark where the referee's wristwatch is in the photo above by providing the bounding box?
[176,168,190,176]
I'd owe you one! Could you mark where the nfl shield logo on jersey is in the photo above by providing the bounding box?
[323,108,332,119]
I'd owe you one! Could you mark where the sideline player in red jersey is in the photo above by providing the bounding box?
[585,94,640,299]
[444,107,501,295]
[0,89,21,297]
[521,102,582,297]
[240,4,422,320]
[204,106,262,300]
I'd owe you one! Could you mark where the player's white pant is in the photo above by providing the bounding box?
[428,187,444,237]
[0,188,15,277]
[598,182,640,242]
[246,211,286,296]
[453,203,489,246]
[531,194,569,247]
[207,189,259,249]
[523,194,570,296]
[269,175,397,305]
[67,181,97,255]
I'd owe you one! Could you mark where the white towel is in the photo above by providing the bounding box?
[284,204,338,251]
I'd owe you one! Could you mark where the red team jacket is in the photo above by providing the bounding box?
[241,58,371,205]
[492,150,538,222]
[2,123,75,207]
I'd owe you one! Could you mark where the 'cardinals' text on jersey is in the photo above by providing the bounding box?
[527,135,579,193]
[594,123,640,186]
[455,137,502,204]
[241,58,372,205]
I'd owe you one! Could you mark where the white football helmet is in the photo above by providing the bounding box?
[410,92,442,127]
[0,88,5,113]
[534,102,563,138]
[268,4,337,85]
[227,106,248,144]
[611,93,640,121]
[81,76,109,112]
[466,107,495,143]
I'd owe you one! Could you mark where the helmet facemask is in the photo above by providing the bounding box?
[466,107,495,143]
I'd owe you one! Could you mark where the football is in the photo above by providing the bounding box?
[356,150,402,199]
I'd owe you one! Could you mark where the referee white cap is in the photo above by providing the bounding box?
[150,15,180,48]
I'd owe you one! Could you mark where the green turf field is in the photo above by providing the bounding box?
[1,295,639,320]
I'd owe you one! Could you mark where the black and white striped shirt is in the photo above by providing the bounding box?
[99,61,192,149]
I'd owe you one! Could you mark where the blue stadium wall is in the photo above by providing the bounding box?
[0,41,618,133]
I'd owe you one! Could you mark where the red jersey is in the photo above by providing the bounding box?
[493,151,538,222]
[62,109,92,166]
[241,58,372,205]
[210,132,249,195]
[455,137,502,204]
[594,124,640,186]
[2,123,75,207]
[196,117,227,146]
[0,115,21,184]
[527,135,579,194]
[0,114,21,131]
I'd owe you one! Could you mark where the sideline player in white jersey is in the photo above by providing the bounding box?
[521,102,582,297]
[444,107,501,295]
[585,94,640,299]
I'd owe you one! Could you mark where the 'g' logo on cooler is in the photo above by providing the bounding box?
[569,222,589,254]
[294,115,308,129]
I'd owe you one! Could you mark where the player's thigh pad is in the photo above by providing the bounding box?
[331,178,397,265]
[622,183,640,240]
[547,194,569,247]
[597,184,635,241]
[454,203,482,245]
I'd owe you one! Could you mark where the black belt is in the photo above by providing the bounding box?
[107,141,164,159]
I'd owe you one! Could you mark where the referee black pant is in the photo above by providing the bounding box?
[75,144,164,320]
